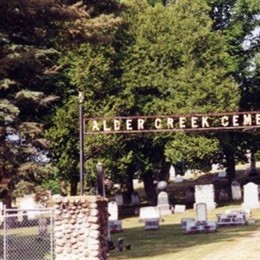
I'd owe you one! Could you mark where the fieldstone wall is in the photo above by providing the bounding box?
[54,195,109,260]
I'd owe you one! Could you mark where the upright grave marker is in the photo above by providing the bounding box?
[195,184,216,210]
[242,182,260,209]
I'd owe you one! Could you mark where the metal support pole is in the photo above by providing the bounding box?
[79,92,84,195]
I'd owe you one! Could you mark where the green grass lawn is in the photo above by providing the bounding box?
[109,206,260,260]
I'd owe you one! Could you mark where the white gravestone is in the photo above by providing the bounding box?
[174,204,186,213]
[169,165,176,181]
[231,181,242,201]
[242,182,260,209]
[157,191,172,216]
[181,218,196,230]
[108,201,122,232]
[186,203,217,233]
[108,201,118,221]
[139,206,160,230]
[196,203,207,222]
[194,184,216,210]
[20,195,39,220]
[175,175,183,183]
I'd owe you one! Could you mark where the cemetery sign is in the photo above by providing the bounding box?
[85,111,260,134]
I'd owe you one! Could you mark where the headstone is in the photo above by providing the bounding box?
[139,206,160,230]
[115,193,123,206]
[156,191,172,216]
[38,218,48,239]
[108,201,122,232]
[181,218,196,229]
[108,201,118,221]
[242,182,260,209]
[196,203,207,222]
[175,175,183,183]
[169,165,176,181]
[194,184,216,210]
[131,192,140,206]
[211,163,220,172]
[218,188,229,202]
[217,209,247,226]
[174,204,186,213]
[231,181,242,200]
[20,195,39,220]
[185,187,195,204]
[218,171,227,178]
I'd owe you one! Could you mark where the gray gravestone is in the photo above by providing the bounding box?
[218,188,229,202]
[218,171,227,178]
[157,191,172,216]
[115,193,123,206]
[242,182,260,209]
[194,184,216,210]
[131,192,140,206]
[231,181,242,200]
[185,187,195,204]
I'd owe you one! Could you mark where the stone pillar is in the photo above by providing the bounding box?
[54,196,109,260]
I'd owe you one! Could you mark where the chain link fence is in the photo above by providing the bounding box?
[0,208,54,260]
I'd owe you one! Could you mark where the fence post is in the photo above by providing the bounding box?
[3,205,7,260]
[50,210,54,260]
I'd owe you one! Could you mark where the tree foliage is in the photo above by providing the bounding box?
[1,0,259,204]
[0,0,122,202]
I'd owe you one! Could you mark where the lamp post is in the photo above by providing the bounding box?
[79,92,84,195]
[96,162,105,196]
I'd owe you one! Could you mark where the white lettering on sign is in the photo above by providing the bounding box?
[243,114,252,126]
[202,117,209,127]
[232,115,239,126]
[92,120,100,131]
[114,120,121,131]
[103,120,111,131]
[86,112,260,133]
[256,114,260,125]
[126,119,133,130]
[155,118,162,129]
[221,116,229,127]
[191,117,198,128]
[179,117,186,128]
[167,118,174,128]
[138,119,145,130]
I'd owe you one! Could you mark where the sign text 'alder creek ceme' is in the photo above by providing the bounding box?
[84,111,260,134]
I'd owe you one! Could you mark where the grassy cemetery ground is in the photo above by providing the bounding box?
[110,163,260,260]
[110,207,260,260]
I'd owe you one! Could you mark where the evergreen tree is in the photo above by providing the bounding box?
[0,0,122,205]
